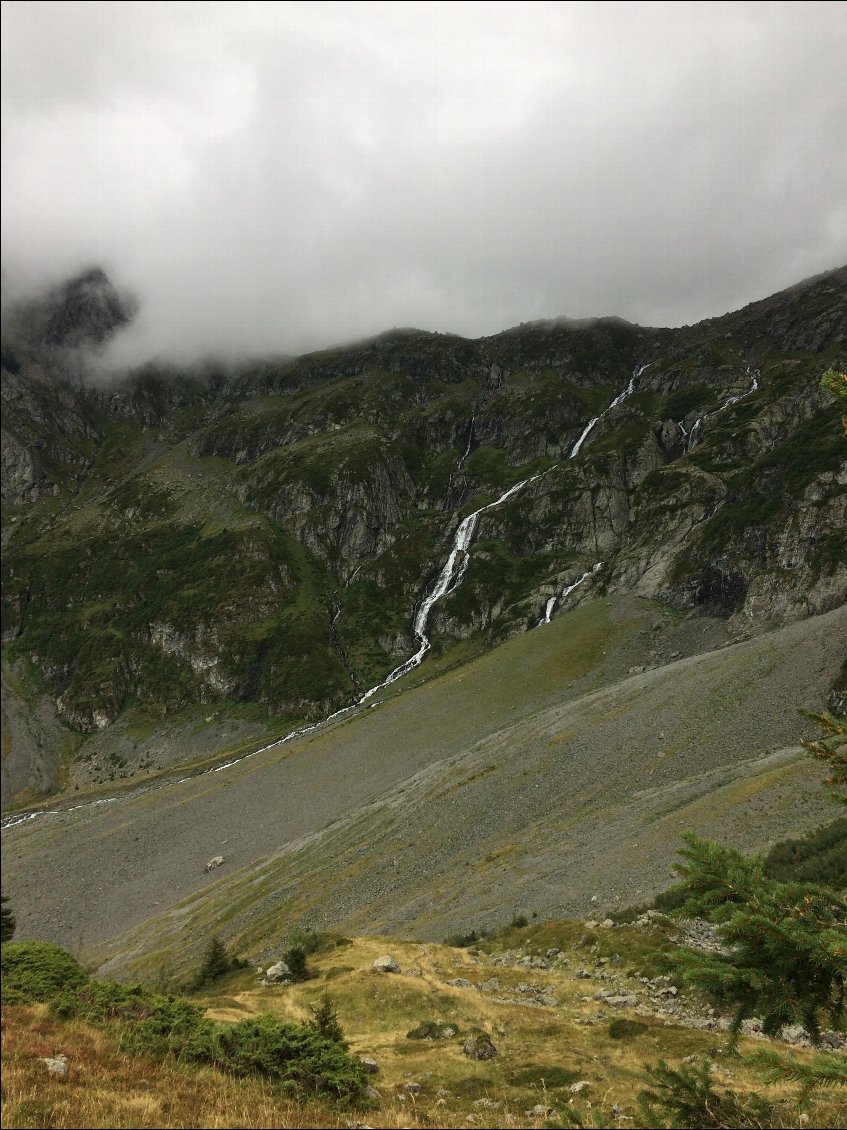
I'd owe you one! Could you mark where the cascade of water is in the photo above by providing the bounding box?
[682,368,760,452]
[541,561,603,625]
[1,367,650,830]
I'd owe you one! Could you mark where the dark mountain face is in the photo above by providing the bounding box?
[1,268,845,799]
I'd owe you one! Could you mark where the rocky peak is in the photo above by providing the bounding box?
[42,266,132,348]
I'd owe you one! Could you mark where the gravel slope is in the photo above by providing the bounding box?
[1,599,843,976]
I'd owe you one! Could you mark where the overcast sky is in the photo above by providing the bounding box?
[2,1,846,364]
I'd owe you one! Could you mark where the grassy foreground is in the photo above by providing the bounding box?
[3,920,845,1129]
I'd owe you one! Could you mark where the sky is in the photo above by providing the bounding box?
[2,1,846,364]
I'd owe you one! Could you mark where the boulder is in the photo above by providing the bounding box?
[42,1054,68,1078]
[264,960,292,983]
[463,1035,497,1060]
[372,954,400,973]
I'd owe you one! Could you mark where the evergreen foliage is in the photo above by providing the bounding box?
[281,943,312,982]
[664,834,846,1043]
[308,992,347,1045]
[635,1059,775,1129]
[1,941,88,1003]
[755,1047,847,1100]
[0,891,15,942]
[800,710,847,804]
[190,935,242,989]
[763,817,847,886]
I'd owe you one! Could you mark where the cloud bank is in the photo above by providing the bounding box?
[3,1,846,363]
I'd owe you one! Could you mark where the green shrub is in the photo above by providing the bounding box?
[282,944,312,982]
[212,1014,366,1099]
[1,892,15,942]
[443,928,484,948]
[309,992,347,1045]
[120,996,215,1061]
[406,1020,460,1040]
[608,1018,648,1040]
[190,935,246,990]
[1,942,88,1004]
[764,818,847,886]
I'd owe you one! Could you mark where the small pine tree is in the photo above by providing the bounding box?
[636,1059,775,1129]
[800,710,847,804]
[665,833,846,1043]
[1,892,15,943]
[282,943,311,982]
[309,992,346,1045]
[193,935,233,988]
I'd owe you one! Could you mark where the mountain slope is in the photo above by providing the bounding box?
[1,268,845,806]
[2,596,842,979]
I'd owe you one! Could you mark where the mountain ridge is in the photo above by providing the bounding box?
[1,266,845,805]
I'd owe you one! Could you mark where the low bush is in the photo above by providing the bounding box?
[1,942,88,1004]
[406,1020,460,1040]
[608,1018,648,1040]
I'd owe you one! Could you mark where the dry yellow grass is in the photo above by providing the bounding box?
[3,929,845,1129]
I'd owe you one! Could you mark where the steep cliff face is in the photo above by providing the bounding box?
[1,267,845,798]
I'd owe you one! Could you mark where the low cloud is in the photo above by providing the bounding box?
[3,1,846,365]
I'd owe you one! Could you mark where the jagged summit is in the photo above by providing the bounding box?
[41,266,132,348]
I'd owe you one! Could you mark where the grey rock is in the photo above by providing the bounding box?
[360,1056,379,1074]
[372,954,400,973]
[605,994,639,1008]
[264,960,292,983]
[463,1036,497,1060]
[42,1054,68,1078]
[447,977,473,988]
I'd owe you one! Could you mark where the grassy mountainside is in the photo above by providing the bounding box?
[3,919,845,1129]
[3,596,843,976]
[2,268,845,804]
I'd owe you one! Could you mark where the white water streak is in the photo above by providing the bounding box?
[2,367,649,831]
[682,368,760,452]
[541,561,603,625]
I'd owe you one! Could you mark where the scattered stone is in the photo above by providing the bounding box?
[584,919,600,929]
[780,1025,810,1046]
[628,665,646,675]
[604,994,640,1008]
[574,969,592,979]
[360,1056,379,1074]
[42,1054,68,1078]
[463,1035,498,1060]
[538,992,559,1007]
[402,1082,422,1094]
[472,1098,500,1109]
[263,960,291,983]
[546,947,560,958]
[372,955,400,973]
[477,977,501,992]
[204,855,224,872]
[365,1085,381,1101]
[526,1103,555,1116]
[447,977,473,988]
[570,1080,592,1094]
[599,919,615,929]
